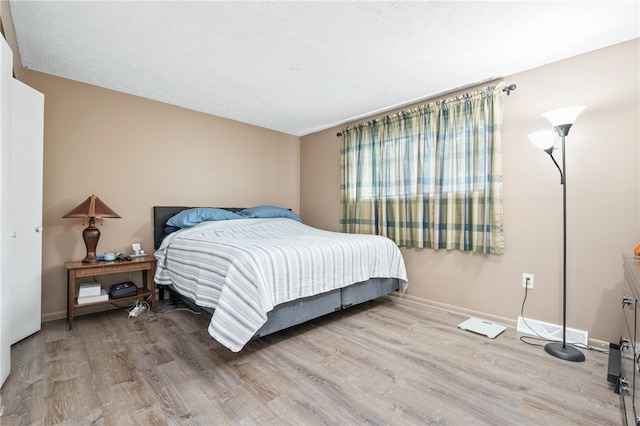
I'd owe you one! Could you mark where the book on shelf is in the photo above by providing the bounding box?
[78,282,102,298]
[77,289,108,305]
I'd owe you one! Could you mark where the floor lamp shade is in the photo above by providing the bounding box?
[542,105,586,127]
[528,130,555,153]
[63,194,121,263]
[543,105,586,137]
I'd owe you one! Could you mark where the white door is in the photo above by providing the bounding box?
[9,79,44,344]
[0,37,13,387]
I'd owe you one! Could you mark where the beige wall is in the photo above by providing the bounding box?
[301,39,640,346]
[18,71,300,320]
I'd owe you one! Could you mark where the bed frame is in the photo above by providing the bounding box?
[153,206,400,340]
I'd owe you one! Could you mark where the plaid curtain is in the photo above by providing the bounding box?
[340,83,505,254]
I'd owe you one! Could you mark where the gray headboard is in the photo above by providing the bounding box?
[153,206,245,249]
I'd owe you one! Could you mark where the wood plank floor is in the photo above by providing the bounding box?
[1,297,621,425]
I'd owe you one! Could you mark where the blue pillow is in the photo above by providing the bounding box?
[238,205,301,222]
[167,208,243,228]
[157,225,181,248]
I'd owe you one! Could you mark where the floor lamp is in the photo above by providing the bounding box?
[528,105,586,362]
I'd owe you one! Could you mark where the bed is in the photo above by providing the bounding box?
[153,206,408,352]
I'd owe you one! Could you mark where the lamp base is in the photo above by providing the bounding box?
[82,253,99,263]
[81,218,100,263]
[544,341,585,362]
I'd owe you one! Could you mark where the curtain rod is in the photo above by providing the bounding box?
[336,83,517,137]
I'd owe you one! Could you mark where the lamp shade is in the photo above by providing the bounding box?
[528,130,555,151]
[63,194,121,219]
[542,105,586,127]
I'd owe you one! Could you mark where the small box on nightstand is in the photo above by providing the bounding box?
[78,282,101,298]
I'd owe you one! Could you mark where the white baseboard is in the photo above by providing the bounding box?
[42,310,66,322]
[389,293,517,328]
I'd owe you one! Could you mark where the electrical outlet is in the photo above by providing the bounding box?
[522,273,534,289]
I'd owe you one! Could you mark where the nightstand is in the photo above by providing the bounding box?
[65,257,156,330]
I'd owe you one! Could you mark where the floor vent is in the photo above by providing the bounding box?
[517,316,588,346]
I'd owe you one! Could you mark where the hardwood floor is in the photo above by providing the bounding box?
[1,297,620,425]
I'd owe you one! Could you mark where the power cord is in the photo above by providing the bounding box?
[127,297,202,323]
[518,282,607,354]
[519,284,548,345]
[127,272,139,288]
[154,297,202,316]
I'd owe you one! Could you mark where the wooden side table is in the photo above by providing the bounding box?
[65,257,156,330]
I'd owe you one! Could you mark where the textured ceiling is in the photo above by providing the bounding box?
[8,1,640,136]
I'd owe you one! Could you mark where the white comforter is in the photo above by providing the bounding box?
[155,218,408,351]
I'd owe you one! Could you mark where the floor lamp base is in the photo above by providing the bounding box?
[544,341,585,362]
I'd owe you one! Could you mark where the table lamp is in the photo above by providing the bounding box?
[63,194,121,263]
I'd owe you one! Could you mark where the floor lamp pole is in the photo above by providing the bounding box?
[543,131,585,362]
